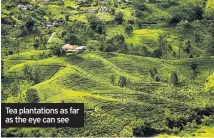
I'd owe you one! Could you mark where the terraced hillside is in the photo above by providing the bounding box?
[2,50,214,137]
[2,0,214,137]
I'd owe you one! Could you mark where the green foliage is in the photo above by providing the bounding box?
[153,48,162,58]
[114,12,124,24]
[189,62,198,71]
[64,21,94,43]
[109,75,116,85]
[86,40,101,51]
[26,88,40,103]
[133,122,156,137]
[149,67,157,79]
[64,33,82,45]
[33,68,41,84]
[205,37,214,56]
[10,80,20,97]
[33,38,40,49]
[52,47,66,57]
[171,72,179,84]
[23,65,34,82]
[184,40,192,58]
[132,0,147,18]
[2,0,214,136]
[118,76,127,87]
[205,0,214,19]
[88,15,105,34]
[1,60,4,79]
[23,65,42,84]
[103,34,127,52]
[125,24,133,36]
[154,74,160,82]
[168,1,204,23]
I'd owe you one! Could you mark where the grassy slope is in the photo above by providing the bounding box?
[157,124,214,137]
[2,0,213,136]
[206,73,214,90]
[126,29,164,47]
[3,50,214,136]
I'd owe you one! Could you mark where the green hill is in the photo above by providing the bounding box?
[1,0,214,137]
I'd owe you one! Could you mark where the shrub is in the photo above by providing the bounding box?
[133,122,156,137]
[52,47,66,57]
[26,88,40,103]
[189,62,198,71]
[88,15,105,34]
[153,49,162,58]
[118,76,127,87]
[109,75,116,85]
[171,72,179,84]
[86,40,101,51]
[201,116,212,126]
[23,65,43,84]
[115,12,124,24]
[125,25,133,36]
[155,74,160,82]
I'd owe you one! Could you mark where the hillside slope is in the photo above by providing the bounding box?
[2,51,214,136]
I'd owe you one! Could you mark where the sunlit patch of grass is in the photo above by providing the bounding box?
[64,0,79,9]
[5,50,50,60]
[206,73,214,90]
[96,13,113,22]
[71,14,88,23]
[157,125,214,137]
[126,29,164,47]
[116,7,135,21]
[193,125,214,137]
[106,25,125,38]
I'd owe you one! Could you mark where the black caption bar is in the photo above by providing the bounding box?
[1,103,84,128]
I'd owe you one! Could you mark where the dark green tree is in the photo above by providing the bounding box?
[104,34,127,52]
[26,88,40,103]
[155,74,160,82]
[33,68,41,84]
[115,12,124,24]
[33,38,40,49]
[65,15,70,21]
[110,8,115,15]
[88,16,105,34]
[189,62,198,71]
[25,17,36,33]
[171,72,179,84]
[52,47,66,57]
[118,76,127,87]
[184,40,191,58]
[10,81,20,97]
[23,65,34,82]
[64,33,82,45]
[133,121,156,137]
[153,49,162,58]
[125,25,133,36]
